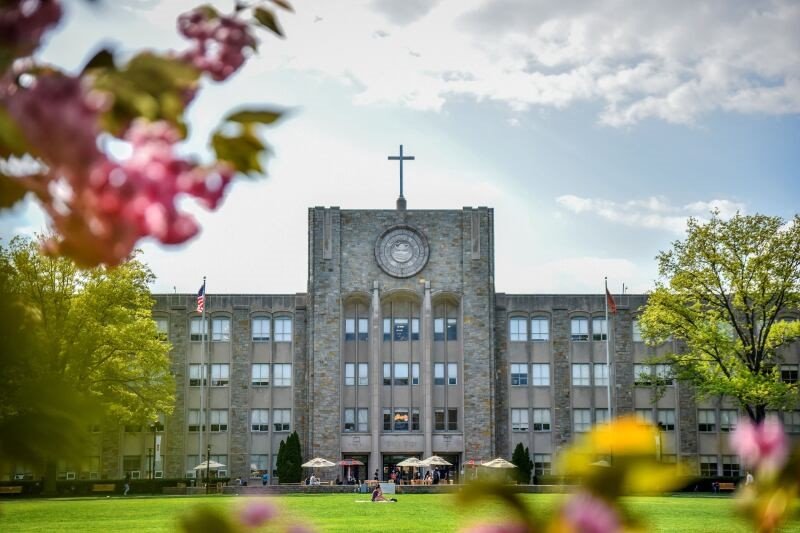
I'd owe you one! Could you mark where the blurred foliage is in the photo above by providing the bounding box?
[639,213,800,421]
[0,235,174,466]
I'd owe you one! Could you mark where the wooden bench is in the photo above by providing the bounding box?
[0,486,23,495]
[718,482,736,491]
[91,483,116,493]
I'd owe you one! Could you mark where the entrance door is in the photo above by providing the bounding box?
[433,453,461,483]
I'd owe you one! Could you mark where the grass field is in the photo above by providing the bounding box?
[1,493,798,532]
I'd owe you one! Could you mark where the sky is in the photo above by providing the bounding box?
[2,0,799,295]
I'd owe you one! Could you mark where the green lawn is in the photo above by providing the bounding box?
[0,494,798,532]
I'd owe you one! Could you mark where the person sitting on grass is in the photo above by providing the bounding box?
[371,485,387,502]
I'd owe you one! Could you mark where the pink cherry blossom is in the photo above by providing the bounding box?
[0,0,62,69]
[178,7,256,81]
[239,500,278,527]
[731,416,789,472]
[563,492,621,533]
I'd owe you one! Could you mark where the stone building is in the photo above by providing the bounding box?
[18,198,799,483]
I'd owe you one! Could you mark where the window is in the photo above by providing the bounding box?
[190,318,208,341]
[251,454,269,473]
[573,409,591,432]
[411,318,420,341]
[434,409,445,430]
[698,409,716,432]
[571,317,589,341]
[722,455,740,477]
[394,363,409,386]
[210,409,228,432]
[785,411,800,433]
[273,364,291,387]
[210,364,229,386]
[632,320,643,342]
[187,455,200,472]
[189,364,206,386]
[272,409,291,432]
[531,317,549,341]
[358,318,368,341]
[411,408,420,431]
[358,363,368,386]
[446,318,457,340]
[593,363,608,386]
[447,408,458,431]
[383,363,392,386]
[592,318,607,341]
[251,409,269,432]
[212,317,230,341]
[533,408,551,431]
[394,318,409,341]
[533,454,551,476]
[781,365,798,384]
[595,409,610,424]
[511,409,529,431]
[345,319,356,341]
[634,364,652,386]
[654,364,673,385]
[252,364,269,386]
[123,455,141,475]
[383,408,391,431]
[510,317,527,341]
[448,363,458,385]
[532,364,550,386]
[657,409,675,431]
[274,317,292,342]
[720,410,738,432]
[572,364,590,386]
[700,455,717,477]
[383,319,391,341]
[434,363,445,385]
[252,317,270,341]
[345,363,356,386]
[155,318,168,340]
[434,318,444,341]
[344,408,368,432]
[187,409,204,432]
[635,409,652,424]
[511,363,528,386]
[411,363,420,385]
[394,408,409,431]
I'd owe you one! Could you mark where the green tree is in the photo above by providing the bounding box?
[275,439,287,483]
[275,431,302,484]
[511,442,532,484]
[0,235,174,484]
[640,213,800,422]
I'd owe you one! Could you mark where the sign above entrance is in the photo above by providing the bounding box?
[374,225,430,278]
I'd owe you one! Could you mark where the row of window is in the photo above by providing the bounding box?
[509,408,676,433]
[343,408,461,432]
[344,318,459,342]
[188,364,292,387]
[509,317,610,342]
[186,409,292,433]
[342,362,460,386]
[509,363,676,387]
[173,317,293,342]
[700,456,741,477]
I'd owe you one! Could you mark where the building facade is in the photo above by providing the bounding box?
[13,203,799,483]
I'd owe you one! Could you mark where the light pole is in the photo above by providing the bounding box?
[205,443,211,494]
[147,448,153,480]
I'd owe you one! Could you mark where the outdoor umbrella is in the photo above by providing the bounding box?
[193,460,226,470]
[464,458,482,479]
[301,457,336,468]
[337,458,364,480]
[481,458,516,469]
[396,457,425,482]
[421,455,452,466]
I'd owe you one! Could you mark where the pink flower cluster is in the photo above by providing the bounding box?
[563,492,620,533]
[178,7,257,81]
[731,416,789,472]
[0,0,62,67]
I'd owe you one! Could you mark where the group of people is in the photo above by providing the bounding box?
[384,467,449,485]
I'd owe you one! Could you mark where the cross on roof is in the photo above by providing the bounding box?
[387,144,415,199]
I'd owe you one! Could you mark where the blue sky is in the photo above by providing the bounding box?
[2,0,798,294]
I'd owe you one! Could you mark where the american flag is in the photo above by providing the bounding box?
[197,282,206,313]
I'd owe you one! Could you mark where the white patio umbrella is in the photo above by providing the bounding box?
[481,458,517,469]
[396,457,425,467]
[421,455,452,466]
[301,457,336,468]
[193,460,226,470]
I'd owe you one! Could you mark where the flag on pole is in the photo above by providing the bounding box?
[606,288,617,314]
[197,282,206,313]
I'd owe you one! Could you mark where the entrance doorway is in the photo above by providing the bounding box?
[341,454,367,483]
[382,454,419,483]
[432,453,461,483]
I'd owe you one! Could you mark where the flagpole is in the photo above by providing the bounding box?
[605,277,612,421]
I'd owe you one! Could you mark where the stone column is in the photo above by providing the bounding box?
[422,281,433,457]
[369,282,382,476]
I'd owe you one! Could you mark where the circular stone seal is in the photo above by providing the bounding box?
[374,225,430,278]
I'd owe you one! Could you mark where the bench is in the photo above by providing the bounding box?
[718,482,736,491]
[0,486,23,495]
[91,484,116,493]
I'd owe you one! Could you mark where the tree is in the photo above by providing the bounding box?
[511,442,532,484]
[275,431,302,483]
[0,235,174,482]
[640,213,800,422]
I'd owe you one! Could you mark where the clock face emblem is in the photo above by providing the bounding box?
[375,225,429,278]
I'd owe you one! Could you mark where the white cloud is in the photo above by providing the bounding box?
[556,195,746,234]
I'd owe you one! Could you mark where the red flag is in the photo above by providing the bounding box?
[606,288,617,314]
[197,282,206,313]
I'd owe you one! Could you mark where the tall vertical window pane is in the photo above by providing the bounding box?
[383,363,391,385]
[394,318,409,341]
[632,320,642,342]
[434,318,444,341]
[212,318,230,341]
[531,317,549,341]
[344,319,356,341]
[532,364,550,386]
[593,363,608,386]
[273,364,292,387]
[533,409,551,431]
[592,318,607,341]
[571,363,590,386]
[383,318,391,341]
[251,409,269,432]
[358,318,369,341]
[274,318,292,342]
[251,364,269,386]
[358,363,368,386]
[252,318,270,341]
[571,318,589,341]
[446,318,457,340]
[394,408,409,431]
[411,318,420,340]
[511,409,529,431]
[411,363,420,385]
[345,363,355,386]
[511,363,528,386]
[448,363,457,385]
[393,363,409,386]
[434,363,445,385]
[447,408,458,430]
[509,317,527,341]
[357,408,368,432]
[190,318,208,341]
[573,409,591,432]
